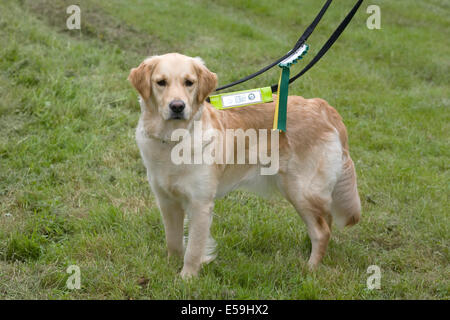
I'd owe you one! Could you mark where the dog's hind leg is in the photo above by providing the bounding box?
[280,174,332,268]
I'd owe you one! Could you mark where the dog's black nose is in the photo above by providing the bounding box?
[169,100,185,113]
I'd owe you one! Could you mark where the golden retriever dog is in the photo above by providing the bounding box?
[128,53,361,279]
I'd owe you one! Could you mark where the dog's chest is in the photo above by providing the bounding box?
[136,127,216,199]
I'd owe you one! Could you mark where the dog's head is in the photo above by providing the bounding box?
[128,53,217,122]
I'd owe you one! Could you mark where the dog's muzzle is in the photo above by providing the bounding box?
[169,100,186,120]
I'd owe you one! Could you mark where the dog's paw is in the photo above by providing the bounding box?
[307,259,320,271]
[180,266,198,280]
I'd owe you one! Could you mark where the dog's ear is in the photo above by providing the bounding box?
[128,57,159,100]
[193,57,218,103]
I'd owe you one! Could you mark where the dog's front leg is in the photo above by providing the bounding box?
[181,201,213,279]
[156,194,185,259]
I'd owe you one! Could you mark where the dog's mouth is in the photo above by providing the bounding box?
[169,113,186,120]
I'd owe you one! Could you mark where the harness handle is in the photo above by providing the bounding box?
[213,0,333,92]
[271,0,364,92]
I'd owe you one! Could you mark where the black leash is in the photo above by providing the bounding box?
[211,0,363,95]
[271,0,364,92]
[214,0,333,92]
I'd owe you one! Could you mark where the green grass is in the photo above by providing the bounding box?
[0,0,448,299]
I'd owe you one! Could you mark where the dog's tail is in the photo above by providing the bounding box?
[184,215,217,264]
[331,153,361,228]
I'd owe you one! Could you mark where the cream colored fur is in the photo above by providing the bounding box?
[129,53,361,279]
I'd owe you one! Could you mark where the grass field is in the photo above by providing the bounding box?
[0,0,448,299]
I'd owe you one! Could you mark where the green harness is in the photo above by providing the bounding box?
[209,44,309,132]
[207,0,363,132]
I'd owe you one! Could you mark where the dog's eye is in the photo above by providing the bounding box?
[157,79,166,86]
[185,79,194,87]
